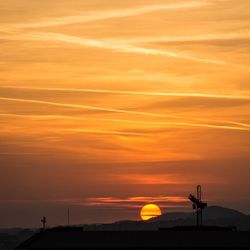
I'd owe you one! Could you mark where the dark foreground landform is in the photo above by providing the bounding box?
[0,229,35,250]
[16,227,250,250]
[2,206,250,249]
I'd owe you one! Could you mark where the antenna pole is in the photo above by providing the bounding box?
[68,208,70,226]
[41,216,47,231]
[197,185,202,226]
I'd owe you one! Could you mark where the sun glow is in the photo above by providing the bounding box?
[140,204,162,221]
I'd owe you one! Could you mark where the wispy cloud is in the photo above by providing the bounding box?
[112,31,250,44]
[1,113,250,130]
[0,97,170,118]
[65,196,189,209]
[12,2,210,29]
[30,32,227,65]
[0,100,249,132]
[2,86,250,129]
[62,129,143,137]
[2,86,249,100]
[62,123,250,133]
[116,174,190,185]
[1,32,225,65]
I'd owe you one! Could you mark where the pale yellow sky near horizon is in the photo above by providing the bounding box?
[0,0,250,227]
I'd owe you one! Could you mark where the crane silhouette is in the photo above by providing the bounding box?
[188,185,207,226]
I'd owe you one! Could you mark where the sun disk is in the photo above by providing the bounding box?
[140,204,162,221]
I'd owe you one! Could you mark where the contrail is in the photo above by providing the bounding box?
[3,86,249,100]
[0,97,170,118]
[3,32,225,65]
[60,129,143,136]
[0,112,249,132]
[30,32,226,65]
[111,32,250,44]
[13,2,210,29]
[1,113,249,129]
[1,91,249,129]
[61,123,250,132]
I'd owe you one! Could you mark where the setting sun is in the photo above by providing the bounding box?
[140,204,162,221]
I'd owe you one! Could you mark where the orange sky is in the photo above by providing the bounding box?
[0,0,250,227]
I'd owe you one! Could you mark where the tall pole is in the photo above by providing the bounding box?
[41,216,46,231]
[197,185,202,226]
[68,208,70,226]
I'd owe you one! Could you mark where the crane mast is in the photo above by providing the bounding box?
[188,185,207,226]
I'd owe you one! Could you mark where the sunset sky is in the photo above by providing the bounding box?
[0,0,250,228]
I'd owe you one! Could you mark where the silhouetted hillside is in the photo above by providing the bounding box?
[1,206,250,249]
[16,230,250,249]
[203,206,246,219]
[0,228,35,250]
[152,211,192,221]
[83,206,250,231]
[153,206,245,222]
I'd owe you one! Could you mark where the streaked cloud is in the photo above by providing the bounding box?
[2,86,249,100]
[63,123,250,133]
[67,196,189,208]
[12,2,211,29]
[2,32,225,64]
[0,108,249,132]
[0,97,171,118]
[1,113,250,137]
[62,129,143,137]
[115,174,191,185]
[112,31,250,44]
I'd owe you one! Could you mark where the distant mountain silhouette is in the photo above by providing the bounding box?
[83,206,250,231]
[203,206,246,219]
[151,211,191,221]
[153,206,245,221]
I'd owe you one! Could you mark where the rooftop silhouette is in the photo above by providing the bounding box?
[16,229,250,250]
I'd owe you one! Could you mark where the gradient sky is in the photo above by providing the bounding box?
[0,0,250,228]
